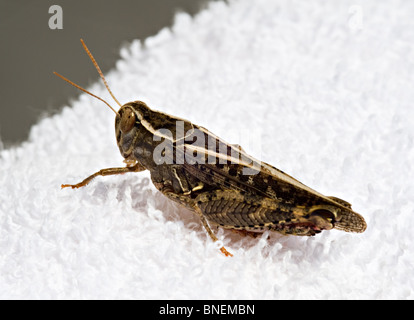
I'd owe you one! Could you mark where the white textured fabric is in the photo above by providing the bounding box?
[1,0,414,299]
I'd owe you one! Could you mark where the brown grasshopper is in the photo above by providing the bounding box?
[55,40,367,256]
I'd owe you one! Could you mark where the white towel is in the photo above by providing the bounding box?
[1,0,413,299]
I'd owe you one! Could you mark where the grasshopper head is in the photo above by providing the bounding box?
[115,100,194,167]
[115,101,150,161]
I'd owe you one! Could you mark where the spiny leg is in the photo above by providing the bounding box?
[61,163,145,189]
[229,229,262,238]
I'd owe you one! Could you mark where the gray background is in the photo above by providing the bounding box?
[0,0,219,147]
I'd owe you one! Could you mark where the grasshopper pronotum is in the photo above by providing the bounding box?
[55,40,367,256]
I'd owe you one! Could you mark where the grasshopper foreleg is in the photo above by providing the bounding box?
[61,163,145,189]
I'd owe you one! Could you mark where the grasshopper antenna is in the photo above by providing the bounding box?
[53,71,119,115]
[80,39,122,108]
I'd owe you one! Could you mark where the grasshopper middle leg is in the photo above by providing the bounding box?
[162,190,233,257]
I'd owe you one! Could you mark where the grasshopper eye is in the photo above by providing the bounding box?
[120,109,136,133]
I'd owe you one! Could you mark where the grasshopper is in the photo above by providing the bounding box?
[55,40,367,256]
